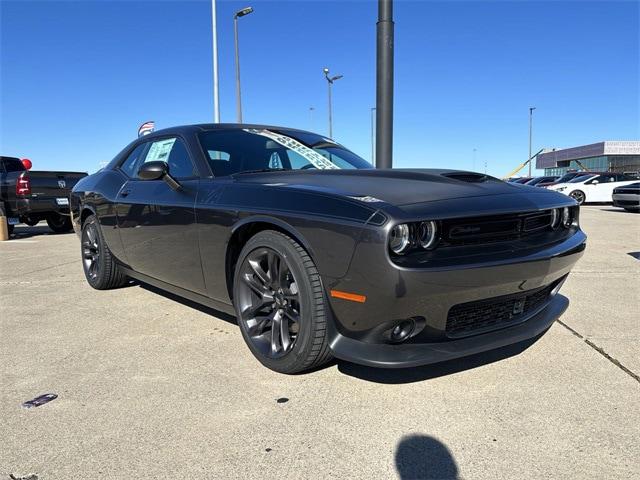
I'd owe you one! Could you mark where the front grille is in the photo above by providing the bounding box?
[441,210,556,246]
[614,199,640,206]
[446,281,559,338]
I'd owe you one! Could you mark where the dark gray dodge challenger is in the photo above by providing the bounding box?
[71,124,586,373]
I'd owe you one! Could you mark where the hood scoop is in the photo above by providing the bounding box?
[441,172,491,183]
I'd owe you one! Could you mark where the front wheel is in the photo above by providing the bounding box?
[47,214,73,233]
[569,190,586,205]
[81,215,128,290]
[233,230,333,374]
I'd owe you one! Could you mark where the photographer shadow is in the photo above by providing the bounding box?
[395,434,459,480]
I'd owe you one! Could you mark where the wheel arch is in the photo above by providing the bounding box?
[225,216,317,302]
[80,205,97,226]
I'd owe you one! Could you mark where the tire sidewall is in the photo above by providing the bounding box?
[233,231,322,374]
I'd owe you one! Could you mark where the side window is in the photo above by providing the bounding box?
[120,144,148,178]
[143,138,196,179]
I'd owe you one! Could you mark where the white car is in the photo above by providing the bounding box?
[548,173,639,205]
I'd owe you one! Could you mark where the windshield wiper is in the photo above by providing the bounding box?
[231,168,289,176]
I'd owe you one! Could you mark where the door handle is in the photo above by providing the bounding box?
[120,189,132,197]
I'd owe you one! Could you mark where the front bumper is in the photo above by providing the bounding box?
[612,193,640,209]
[329,294,568,368]
[325,229,586,368]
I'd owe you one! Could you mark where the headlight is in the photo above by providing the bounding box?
[561,207,571,228]
[417,221,438,249]
[550,208,560,229]
[389,224,410,254]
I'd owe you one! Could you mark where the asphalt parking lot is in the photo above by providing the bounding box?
[1,206,638,479]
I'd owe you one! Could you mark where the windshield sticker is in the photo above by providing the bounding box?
[347,195,384,203]
[146,138,176,163]
[245,129,340,170]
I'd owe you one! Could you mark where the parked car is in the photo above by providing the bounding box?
[511,177,534,184]
[547,172,639,205]
[71,124,586,374]
[539,171,609,189]
[612,182,640,212]
[0,156,87,234]
[525,176,560,187]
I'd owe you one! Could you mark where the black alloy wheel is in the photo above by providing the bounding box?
[80,215,128,290]
[82,221,101,281]
[236,247,301,358]
[233,230,332,374]
[569,190,585,205]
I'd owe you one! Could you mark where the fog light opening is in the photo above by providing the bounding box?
[389,319,416,343]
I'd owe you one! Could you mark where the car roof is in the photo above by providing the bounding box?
[142,123,321,139]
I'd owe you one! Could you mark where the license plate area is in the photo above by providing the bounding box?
[56,197,69,206]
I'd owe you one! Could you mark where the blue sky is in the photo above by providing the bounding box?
[1,0,638,177]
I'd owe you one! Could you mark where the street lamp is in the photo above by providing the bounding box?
[528,106,536,176]
[323,67,343,138]
[234,6,254,123]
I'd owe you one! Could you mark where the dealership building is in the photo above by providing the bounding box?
[536,141,640,176]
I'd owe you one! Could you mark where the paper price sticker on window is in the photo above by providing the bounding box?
[146,138,176,162]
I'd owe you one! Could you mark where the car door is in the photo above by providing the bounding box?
[116,136,206,294]
[583,174,616,202]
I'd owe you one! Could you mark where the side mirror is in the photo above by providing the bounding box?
[138,161,168,180]
[591,180,599,185]
[137,161,182,190]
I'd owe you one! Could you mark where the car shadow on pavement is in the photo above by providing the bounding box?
[138,283,238,325]
[9,225,59,239]
[395,434,459,480]
[336,331,546,384]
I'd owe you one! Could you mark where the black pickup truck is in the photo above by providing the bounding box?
[1,156,87,235]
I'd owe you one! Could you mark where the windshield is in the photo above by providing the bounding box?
[198,128,372,176]
[569,174,595,183]
[556,173,580,183]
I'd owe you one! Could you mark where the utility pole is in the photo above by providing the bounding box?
[323,68,343,138]
[376,0,394,168]
[528,106,536,176]
[371,107,376,166]
[211,0,220,122]
[234,6,254,123]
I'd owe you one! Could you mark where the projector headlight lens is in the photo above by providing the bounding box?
[417,221,438,249]
[389,224,410,254]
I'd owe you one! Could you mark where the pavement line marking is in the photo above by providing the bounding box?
[1,240,39,243]
[556,319,640,384]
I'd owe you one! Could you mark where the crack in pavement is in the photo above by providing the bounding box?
[556,319,640,383]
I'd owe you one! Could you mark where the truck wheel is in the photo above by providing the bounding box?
[47,214,73,233]
[233,230,333,374]
[81,215,128,290]
[7,224,14,236]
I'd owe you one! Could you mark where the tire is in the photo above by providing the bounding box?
[81,215,128,290]
[7,224,14,236]
[233,230,333,374]
[569,190,586,205]
[47,214,73,233]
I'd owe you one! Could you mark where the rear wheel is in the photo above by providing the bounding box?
[569,190,585,205]
[233,230,332,374]
[81,215,128,290]
[47,214,73,233]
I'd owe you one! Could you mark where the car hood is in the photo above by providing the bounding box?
[232,168,549,206]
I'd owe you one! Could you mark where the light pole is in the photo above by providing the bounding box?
[528,106,536,176]
[371,107,376,166]
[211,0,220,122]
[234,6,253,123]
[376,0,394,168]
[323,67,343,138]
